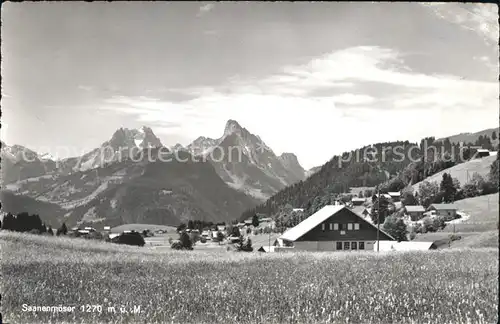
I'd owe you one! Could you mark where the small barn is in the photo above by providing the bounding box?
[388,192,401,202]
[279,205,394,252]
[351,198,366,206]
[475,149,490,158]
[377,241,437,251]
[258,246,276,253]
[405,205,426,221]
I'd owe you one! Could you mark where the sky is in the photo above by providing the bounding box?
[2,2,499,169]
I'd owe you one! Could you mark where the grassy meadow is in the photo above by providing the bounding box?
[1,231,498,324]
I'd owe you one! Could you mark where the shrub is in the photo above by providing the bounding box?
[111,232,145,247]
[235,236,253,252]
[200,237,207,244]
[433,216,446,231]
[422,217,436,233]
[179,232,193,250]
[170,240,183,250]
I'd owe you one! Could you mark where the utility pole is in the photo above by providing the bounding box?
[376,187,380,253]
[268,230,271,252]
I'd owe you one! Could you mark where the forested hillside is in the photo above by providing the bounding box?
[240,136,491,221]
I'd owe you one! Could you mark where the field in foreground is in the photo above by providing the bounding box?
[1,232,498,324]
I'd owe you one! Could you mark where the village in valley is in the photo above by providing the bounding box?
[48,146,498,255]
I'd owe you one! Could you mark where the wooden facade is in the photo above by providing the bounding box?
[286,207,393,252]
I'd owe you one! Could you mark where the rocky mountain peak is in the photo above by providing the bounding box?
[224,119,244,136]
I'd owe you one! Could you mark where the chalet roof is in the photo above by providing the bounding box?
[428,204,457,211]
[352,198,366,202]
[375,193,392,199]
[388,192,401,196]
[292,208,304,212]
[377,241,436,251]
[405,205,425,212]
[279,205,395,242]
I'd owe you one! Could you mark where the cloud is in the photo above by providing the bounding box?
[197,3,215,17]
[422,3,499,46]
[78,85,93,91]
[97,45,498,168]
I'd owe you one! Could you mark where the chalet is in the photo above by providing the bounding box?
[244,219,253,226]
[279,205,394,252]
[237,222,246,228]
[388,192,401,202]
[351,198,366,206]
[292,208,304,213]
[103,226,111,231]
[216,225,226,232]
[404,205,426,221]
[259,218,273,223]
[427,204,457,220]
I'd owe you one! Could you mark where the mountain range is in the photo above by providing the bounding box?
[0,120,308,227]
[2,123,496,228]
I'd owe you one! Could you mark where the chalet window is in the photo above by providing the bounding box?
[359,242,365,250]
[322,223,325,231]
[336,242,342,250]
[352,242,357,250]
[344,242,350,250]
[354,223,360,230]
[329,223,333,230]
[347,223,353,230]
[340,223,347,231]
[334,223,339,230]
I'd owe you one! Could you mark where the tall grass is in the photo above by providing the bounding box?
[1,232,498,324]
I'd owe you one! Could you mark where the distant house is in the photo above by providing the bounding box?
[292,208,304,213]
[351,198,366,206]
[475,149,490,158]
[375,193,392,200]
[237,222,246,228]
[278,205,394,252]
[103,226,111,231]
[427,204,457,220]
[216,225,226,232]
[259,217,273,223]
[388,192,401,202]
[404,205,426,221]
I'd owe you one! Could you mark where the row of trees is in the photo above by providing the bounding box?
[177,221,224,233]
[1,212,54,234]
